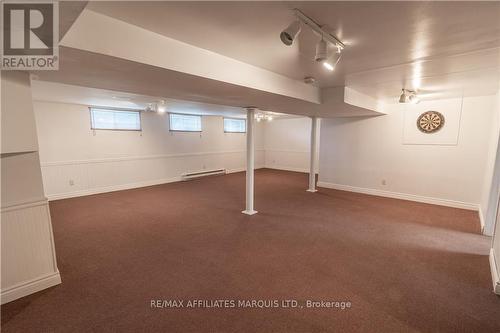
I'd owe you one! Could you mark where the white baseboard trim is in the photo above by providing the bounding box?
[489,249,500,295]
[226,165,264,174]
[264,165,311,173]
[317,181,478,211]
[47,177,181,201]
[1,271,61,305]
[47,166,266,201]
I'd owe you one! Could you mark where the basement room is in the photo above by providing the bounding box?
[1,1,500,332]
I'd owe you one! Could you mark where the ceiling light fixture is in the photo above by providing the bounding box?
[323,47,342,71]
[315,38,327,62]
[157,100,167,113]
[290,9,344,49]
[281,9,345,73]
[280,20,302,46]
[255,113,274,122]
[409,94,420,104]
[145,100,168,113]
[399,89,419,104]
[399,89,408,103]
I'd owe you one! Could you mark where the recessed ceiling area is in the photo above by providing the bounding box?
[35,1,500,116]
[31,80,292,119]
[86,1,500,99]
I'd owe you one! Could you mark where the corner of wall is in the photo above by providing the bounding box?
[1,72,61,304]
[489,248,500,295]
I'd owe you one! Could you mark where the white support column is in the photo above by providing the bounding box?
[307,116,318,192]
[242,107,258,215]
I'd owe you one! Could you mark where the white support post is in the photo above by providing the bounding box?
[307,116,318,192]
[242,107,258,215]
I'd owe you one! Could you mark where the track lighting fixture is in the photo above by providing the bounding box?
[409,94,420,104]
[280,20,302,46]
[145,100,168,113]
[281,9,345,73]
[157,100,166,113]
[399,89,420,104]
[315,38,327,62]
[255,113,274,122]
[399,89,408,103]
[323,47,342,71]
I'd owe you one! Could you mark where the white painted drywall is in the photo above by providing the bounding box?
[1,72,60,304]
[494,199,500,280]
[318,95,498,210]
[264,117,319,173]
[62,9,320,104]
[491,92,500,275]
[481,91,500,235]
[1,152,46,207]
[1,71,39,154]
[33,101,266,199]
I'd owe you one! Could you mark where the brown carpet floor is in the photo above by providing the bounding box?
[2,169,499,332]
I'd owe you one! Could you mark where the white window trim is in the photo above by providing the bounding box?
[89,107,142,131]
[168,113,202,132]
[223,117,246,133]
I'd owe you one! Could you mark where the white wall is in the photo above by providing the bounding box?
[490,92,500,293]
[264,117,318,173]
[318,95,498,210]
[1,71,39,154]
[33,101,319,200]
[34,101,265,199]
[1,72,60,304]
[482,91,500,235]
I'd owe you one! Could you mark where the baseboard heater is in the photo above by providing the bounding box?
[181,168,227,180]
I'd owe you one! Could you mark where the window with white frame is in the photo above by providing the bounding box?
[169,113,202,132]
[90,108,141,131]
[223,118,246,133]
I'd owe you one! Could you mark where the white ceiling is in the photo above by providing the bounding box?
[86,1,500,99]
[31,80,290,118]
[35,1,500,117]
[37,9,381,118]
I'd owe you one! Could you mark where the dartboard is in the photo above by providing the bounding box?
[417,111,445,133]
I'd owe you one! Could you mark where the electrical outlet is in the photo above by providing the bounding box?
[69,179,74,186]
[381,179,387,186]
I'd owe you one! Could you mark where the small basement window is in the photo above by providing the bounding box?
[224,118,246,133]
[169,113,202,132]
[90,108,141,131]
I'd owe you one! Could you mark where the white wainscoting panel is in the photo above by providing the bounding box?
[42,150,265,200]
[1,199,61,304]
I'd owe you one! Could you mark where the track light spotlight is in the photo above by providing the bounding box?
[323,48,341,71]
[399,89,408,103]
[255,113,274,122]
[409,94,420,104]
[157,100,167,113]
[280,20,301,46]
[315,38,327,62]
[399,89,419,104]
